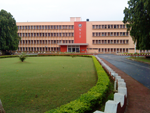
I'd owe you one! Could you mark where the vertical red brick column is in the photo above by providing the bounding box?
[60,45,67,52]
[80,45,87,53]
[74,22,86,43]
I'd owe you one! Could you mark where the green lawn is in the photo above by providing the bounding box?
[128,56,150,63]
[0,56,97,113]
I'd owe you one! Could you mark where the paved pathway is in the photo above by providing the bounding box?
[97,54,150,89]
[99,57,150,113]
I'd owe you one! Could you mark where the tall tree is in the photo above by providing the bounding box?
[123,0,150,50]
[0,9,20,55]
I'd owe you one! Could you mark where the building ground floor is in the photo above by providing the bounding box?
[17,46,150,54]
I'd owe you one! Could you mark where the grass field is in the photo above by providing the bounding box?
[128,56,150,63]
[0,56,97,113]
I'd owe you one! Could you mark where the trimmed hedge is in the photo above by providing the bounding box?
[0,55,19,58]
[45,56,110,113]
[0,54,91,59]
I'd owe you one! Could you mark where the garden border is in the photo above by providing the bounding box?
[94,56,127,113]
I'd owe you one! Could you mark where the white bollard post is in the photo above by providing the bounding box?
[118,87,127,97]
[114,93,125,107]
[118,82,126,88]
[114,81,116,91]
[104,100,118,113]
[115,76,121,81]
[118,79,124,82]
[93,111,104,113]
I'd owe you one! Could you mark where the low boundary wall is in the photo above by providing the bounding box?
[93,56,127,113]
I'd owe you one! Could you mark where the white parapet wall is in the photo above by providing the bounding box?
[94,56,127,113]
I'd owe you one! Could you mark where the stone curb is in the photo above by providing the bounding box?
[93,56,127,113]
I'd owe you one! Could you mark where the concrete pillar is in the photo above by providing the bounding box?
[114,93,125,107]
[115,76,121,81]
[118,82,126,87]
[104,100,118,113]
[118,87,127,96]
[118,78,124,82]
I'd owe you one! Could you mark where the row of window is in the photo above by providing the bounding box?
[17,25,74,30]
[18,47,150,53]
[92,32,129,37]
[19,40,74,44]
[18,47,60,52]
[87,48,129,53]
[18,33,74,37]
[92,40,129,44]
[17,24,126,30]
[92,24,126,29]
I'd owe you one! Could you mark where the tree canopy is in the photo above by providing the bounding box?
[0,9,20,54]
[123,0,150,50]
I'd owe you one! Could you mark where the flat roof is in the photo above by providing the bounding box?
[16,21,125,25]
[58,43,88,46]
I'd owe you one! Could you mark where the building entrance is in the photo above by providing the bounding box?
[67,45,80,52]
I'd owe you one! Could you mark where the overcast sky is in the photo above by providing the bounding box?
[0,0,129,22]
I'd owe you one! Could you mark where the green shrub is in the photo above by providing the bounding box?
[0,55,19,58]
[19,52,26,62]
[0,54,91,59]
[45,56,110,113]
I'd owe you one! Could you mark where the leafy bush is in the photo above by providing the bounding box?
[0,55,19,58]
[19,52,26,62]
[0,54,92,59]
[45,56,110,113]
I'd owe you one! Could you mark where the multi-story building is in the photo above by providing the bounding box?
[17,17,137,53]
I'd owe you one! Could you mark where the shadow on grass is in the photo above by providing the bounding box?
[14,61,32,64]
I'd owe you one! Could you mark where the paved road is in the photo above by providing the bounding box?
[97,54,150,89]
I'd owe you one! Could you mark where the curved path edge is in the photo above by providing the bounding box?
[94,56,127,113]
[100,58,150,113]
